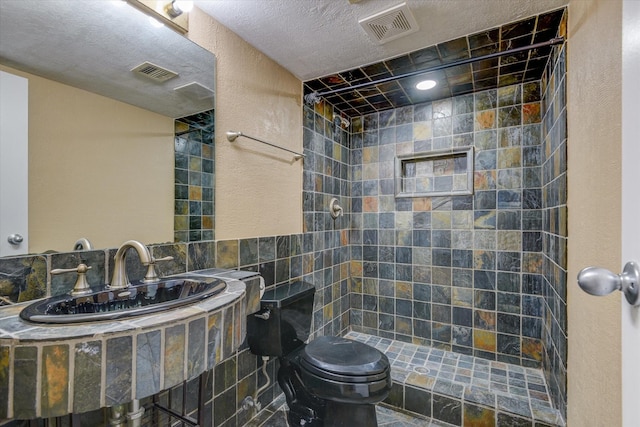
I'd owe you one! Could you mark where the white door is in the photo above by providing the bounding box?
[0,70,29,256]
[622,1,640,425]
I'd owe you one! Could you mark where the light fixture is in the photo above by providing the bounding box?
[416,79,437,90]
[165,0,193,18]
[124,0,187,34]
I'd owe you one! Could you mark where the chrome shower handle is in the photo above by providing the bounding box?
[329,198,343,219]
[577,261,640,306]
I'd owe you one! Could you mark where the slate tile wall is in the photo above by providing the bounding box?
[540,44,568,419]
[174,110,215,243]
[348,81,549,368]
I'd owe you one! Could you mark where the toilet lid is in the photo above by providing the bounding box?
[300,336,389,379]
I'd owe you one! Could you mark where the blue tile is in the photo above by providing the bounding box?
[498,190,522,209]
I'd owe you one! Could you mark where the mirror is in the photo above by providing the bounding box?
[0,0,215,118]
[0,0,216,254]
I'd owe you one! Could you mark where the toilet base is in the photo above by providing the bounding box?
[323,401,378,427]
[278,354,326,426]
[278,352,382,426]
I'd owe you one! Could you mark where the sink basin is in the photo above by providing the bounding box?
[19,276,227,323]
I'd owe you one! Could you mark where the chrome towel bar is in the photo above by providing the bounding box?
[226,131,305,160]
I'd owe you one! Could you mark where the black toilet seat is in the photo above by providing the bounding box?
[300,336,390,383]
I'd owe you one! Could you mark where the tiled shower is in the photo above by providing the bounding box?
[347,81,547,366]
[301,43,567,421]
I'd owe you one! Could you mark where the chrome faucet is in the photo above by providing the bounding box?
[108,240,172,290]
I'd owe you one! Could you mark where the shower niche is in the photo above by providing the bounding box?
[394,147,474,198]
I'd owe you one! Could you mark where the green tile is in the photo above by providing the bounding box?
[136,330,161,397]
[13,346,37,419]
[0,346,9,418]
[164,324,185,388]
[74,341,102,414]
[187,317,206,379]
[106,336,132,406]
[207,311,222,369]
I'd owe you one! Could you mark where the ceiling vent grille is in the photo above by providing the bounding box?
[359,2,419,44]
[131,62,178,82]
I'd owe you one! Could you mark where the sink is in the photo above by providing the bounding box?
[2,272,248,419]
[20,276,227,323]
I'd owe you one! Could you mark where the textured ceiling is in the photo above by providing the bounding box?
[304,8,567,116]
[0,0,216,118]
[195,0,568,81]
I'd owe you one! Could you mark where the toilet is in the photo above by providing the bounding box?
[247,281,392,426]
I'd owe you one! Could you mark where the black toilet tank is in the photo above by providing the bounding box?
[247,281,316,357]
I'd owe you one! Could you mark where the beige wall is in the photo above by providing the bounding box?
[0,65,175,253]
[567,0,622,425]
[189,8,303,240]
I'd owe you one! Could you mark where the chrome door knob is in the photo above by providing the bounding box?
[7,234,23,245]
[577,261,640,306]
[577,267,622,295]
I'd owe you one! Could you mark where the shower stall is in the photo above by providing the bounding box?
[301,7,568,425]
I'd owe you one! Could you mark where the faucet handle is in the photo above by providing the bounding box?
[51,263,93,296]
[142,255,174,283]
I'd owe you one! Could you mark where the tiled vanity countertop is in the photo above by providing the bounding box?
[0,269,261,421]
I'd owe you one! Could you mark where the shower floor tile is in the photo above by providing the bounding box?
[345,331,565,427]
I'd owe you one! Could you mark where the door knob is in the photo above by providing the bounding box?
[577,261,640,306]
[7,234,23,245]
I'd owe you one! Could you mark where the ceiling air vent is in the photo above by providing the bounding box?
[131,61,178,82]
[359,2,419,44]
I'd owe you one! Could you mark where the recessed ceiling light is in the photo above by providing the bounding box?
[416,80,437,90]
